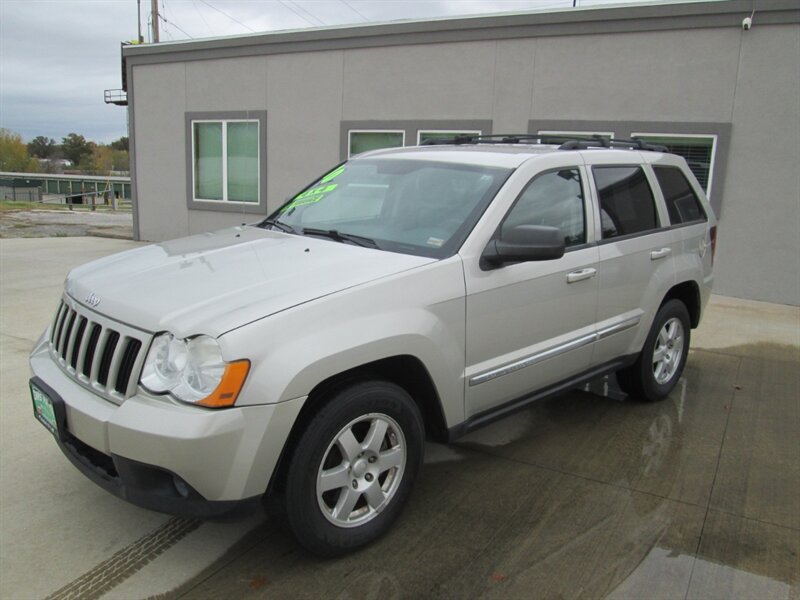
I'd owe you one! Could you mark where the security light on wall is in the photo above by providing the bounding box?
[742,9,754,30]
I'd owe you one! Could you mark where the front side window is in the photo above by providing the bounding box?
[501,168,586,247]
[653,166,707,225]
[348,131,404,158]
[268,159,511,258]
[593,166,659,239]
[193,120,258,203]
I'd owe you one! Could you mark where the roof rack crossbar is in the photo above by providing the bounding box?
[557,137,669,152]
[420,134,545,146]
[419,133,668,153]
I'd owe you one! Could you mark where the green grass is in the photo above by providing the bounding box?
[0,200,131,213]
[0,201,66,212]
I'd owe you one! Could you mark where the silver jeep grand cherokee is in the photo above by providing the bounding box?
[30,135,716,556]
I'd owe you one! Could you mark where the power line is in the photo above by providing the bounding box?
[277,0,322,27]
[160,0,194,39]
[340,0,368,22]
[159,14,194,39]
[197,0,256,33]
[286,0,327,26]
[190,0,215,36]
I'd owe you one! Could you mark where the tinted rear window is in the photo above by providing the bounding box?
[653,166,707,224]
[593,166,659,239]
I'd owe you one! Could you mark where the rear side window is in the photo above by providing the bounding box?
[501,168,586,247]
[653,166,707,224]
[593,166,659,239]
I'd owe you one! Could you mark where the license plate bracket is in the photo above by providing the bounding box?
[30,377,67,441]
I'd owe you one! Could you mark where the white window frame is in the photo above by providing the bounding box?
[416,129,482,145]
[191,118,260,204]
[631,132,718,198]
[537,130,615,142]
[347,129,405,159]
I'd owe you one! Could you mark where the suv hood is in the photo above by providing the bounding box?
[65,226,435,338]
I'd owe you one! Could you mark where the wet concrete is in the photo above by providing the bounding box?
[160,345,797,600]
[0,237,797,599]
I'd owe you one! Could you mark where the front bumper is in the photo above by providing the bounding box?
[29,335,305,517]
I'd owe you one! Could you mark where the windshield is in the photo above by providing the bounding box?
[263,158,512,258]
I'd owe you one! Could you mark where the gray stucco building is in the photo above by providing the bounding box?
[122,0,799,306]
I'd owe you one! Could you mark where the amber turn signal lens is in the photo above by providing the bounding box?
[196,360,250,408]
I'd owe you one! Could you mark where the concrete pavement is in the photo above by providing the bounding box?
[1,236,797,599]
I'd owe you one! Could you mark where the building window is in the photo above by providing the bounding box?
[632,133,717,196]
[537,131,614,144]
[348,130,404,158]
[192,119,259,203]
[593,166,659,239]
[341,121,493,160]
[417,130,482,145]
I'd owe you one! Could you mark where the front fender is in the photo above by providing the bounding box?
[220,257,467,428]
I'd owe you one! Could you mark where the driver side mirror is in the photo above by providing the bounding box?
[480,225,565,270]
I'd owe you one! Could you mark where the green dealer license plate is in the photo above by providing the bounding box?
[31,383,58,435]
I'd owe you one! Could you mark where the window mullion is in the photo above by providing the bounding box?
[221,121,228,202]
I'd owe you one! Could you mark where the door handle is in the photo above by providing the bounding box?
[566,268,597,283]
[650,248,672,260]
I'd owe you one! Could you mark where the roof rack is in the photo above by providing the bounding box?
[420,134,541,146]
[419,133,669,153]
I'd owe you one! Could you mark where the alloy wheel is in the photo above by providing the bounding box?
[316,413,406,528]
[652,317,684,384]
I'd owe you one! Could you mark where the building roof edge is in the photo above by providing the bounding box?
[122,0,800,63]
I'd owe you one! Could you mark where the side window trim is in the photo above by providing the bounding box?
[642,164,671,229]
[494,165,590,248]
[595,226,671,246]
[668,220,708,230]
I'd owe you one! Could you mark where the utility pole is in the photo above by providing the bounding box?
[137,0,144,43]
[151,0,160,43]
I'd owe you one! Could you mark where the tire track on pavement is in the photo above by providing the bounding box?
[45,517,202,600]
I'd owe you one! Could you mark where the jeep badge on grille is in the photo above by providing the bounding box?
[84,293,101,307]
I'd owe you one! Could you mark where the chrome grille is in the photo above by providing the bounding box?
[49,297,151,403]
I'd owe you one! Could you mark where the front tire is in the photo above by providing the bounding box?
[617,299,691,402]
[283,380,424,556]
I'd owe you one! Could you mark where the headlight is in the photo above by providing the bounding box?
[140,333,188,391]
[141,333,249,408]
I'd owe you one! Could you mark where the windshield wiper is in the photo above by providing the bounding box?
[301,228,380,249]
[261,218,297,234]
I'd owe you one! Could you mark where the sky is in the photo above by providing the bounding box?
[0,0,703,144]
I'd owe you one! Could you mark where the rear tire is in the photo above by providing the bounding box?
[283,380,424,557]
[617,299,690,402]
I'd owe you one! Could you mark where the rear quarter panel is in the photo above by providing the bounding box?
[641,153,717,323]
